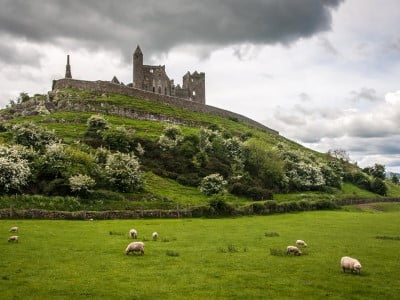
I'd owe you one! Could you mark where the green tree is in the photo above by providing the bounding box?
[244,139,284,190]
[391,173,399,184]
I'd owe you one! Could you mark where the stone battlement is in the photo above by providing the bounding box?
[52,78,278,134]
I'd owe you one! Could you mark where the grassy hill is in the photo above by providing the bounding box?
[0,89,399,213]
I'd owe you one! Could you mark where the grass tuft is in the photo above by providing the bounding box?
[375,235,400,241]
[264,232,280,237]
[166,250,180,257]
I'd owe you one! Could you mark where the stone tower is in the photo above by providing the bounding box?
[182,71,205,104]
[133,45,143,89]
[65,55,72,79]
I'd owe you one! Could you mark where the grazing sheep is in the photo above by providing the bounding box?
[287,245,302,256]
[296,240,308,247]
[8,236,18,242]
[125,242,145,255]
[341,256,362,274]
[9,226,18,233]
[129,229,137,239]
[152,232,158,241]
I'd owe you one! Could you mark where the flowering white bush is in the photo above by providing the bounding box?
[224,136,243,161]
[69,174,95,194]
[0,145,31,193]
[135,142,145,156]
[158,125,183,150]
[200,173,227,196]
[104,152,144,192]
[41,143,70,177]
[199,128,221,152]
[11,122,56,149]
[87,115,109,131]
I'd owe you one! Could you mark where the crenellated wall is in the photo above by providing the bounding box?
[52,78,278,134]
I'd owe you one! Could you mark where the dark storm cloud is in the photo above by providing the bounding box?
[0,39,43,67]
[0,0,344,61]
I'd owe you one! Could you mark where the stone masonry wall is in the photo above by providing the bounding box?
[53,79,278,134]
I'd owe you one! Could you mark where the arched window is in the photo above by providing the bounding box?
[158,87,161,94]
[192,90,196,96]
[152,86,155,92]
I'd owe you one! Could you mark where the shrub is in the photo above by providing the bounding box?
[200,173,227,196]
[0,145,31,193]
[244,139,285,190]
[208,195,235,216]
[11,122,57,150]
[69,174,96,195]
[364,164,386,180]
[41,178,69,196]
[18,92,30,103]
[87,115,109,132]
[38,143,70,179]
[102,127,135,152]
[247,187,273,200]
[158,125,183,150]
[104,152,144,192]
[370,178,387,196]
[344,171,371,190]
[391,173,399,184]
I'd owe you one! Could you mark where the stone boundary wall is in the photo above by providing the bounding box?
[53,78,278,134]
[1,198,399,220]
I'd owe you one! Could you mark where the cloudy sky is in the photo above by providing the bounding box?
[1,0,400,172]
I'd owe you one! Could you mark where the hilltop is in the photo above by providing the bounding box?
[0,88,399,216]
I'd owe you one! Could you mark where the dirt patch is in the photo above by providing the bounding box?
[355,204,385,212]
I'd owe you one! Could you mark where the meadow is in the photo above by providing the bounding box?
[1,203,400,299]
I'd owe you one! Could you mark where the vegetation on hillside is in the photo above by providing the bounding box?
[0,90,399,212]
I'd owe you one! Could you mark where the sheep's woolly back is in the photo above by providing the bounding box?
[129,229,137,238]
[8,236,18,242]
[296,240,307,247]
[9,227,18,232]
[341,256,362,273]
[125,241,145,255]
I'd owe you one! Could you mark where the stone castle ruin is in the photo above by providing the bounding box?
[133,46,205,104]
[50,46,277,134]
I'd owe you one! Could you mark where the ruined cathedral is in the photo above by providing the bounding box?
[132,46,205,104]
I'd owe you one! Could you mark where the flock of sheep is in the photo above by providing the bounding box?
[125,228,158,255]
[286,239,362,274]
[5,225,362,274]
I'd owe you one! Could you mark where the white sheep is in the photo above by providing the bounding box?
[9,226,18,233]
[125,242,145,255]
[129,229,137,239]
[8,236,19,242]
[296,240,308,247]
[287,245,302,256]
[152,232,158,241]
[341,256,362,274]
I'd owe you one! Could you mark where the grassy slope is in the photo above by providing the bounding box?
[1,206,400,299]
[1,90,400,204]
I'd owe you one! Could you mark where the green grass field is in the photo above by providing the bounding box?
[1,203,400,299]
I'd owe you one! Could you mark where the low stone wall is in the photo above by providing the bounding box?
[52,78,278,134]
[1,198,399,220]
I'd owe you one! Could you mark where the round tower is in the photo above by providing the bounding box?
[133,45,143,88]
